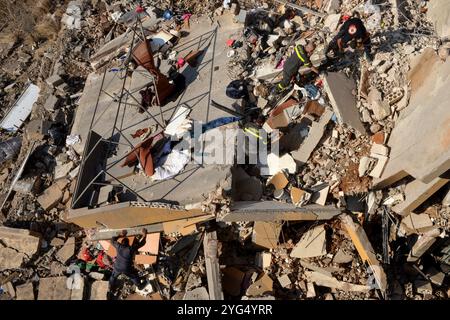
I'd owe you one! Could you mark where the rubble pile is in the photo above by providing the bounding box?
[1,0,450,301]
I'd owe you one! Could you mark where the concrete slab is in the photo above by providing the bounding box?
[374,48,450,188]
[392,177,449,215]
[323,72,365,134]
[290,225,327,258]
[252,221,282,249]
[426,0,450,38]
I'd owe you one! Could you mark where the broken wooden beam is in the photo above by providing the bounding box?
[219,201,341,222]
[340,214,387,294]
[203,231,224,300]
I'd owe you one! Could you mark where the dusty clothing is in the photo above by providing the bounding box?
[278,45,312,91]
[108,235,146,289]
[327,18,371,55]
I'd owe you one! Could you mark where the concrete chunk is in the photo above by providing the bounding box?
[246,274,273,297]
[38,277,72,300]
[407,228,441,262]
[323,72,365,134]
[252,221,282,249]
[278,274,291,288]
[15,283,34,300]
[37,183,64,211]
[290,225,326,258]
[90,281,108,300]
[56,237,76,264]
[43,95,60,111]
[46,75,64,88]
[401,213,433,234]
[392,177,449,215]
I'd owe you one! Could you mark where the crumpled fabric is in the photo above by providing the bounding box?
[152,149,190,181]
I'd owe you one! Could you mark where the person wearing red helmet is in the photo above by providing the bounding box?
[326,17,373,62]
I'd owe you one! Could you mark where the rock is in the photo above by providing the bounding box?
[367,89,391,120]
[15,283,34,300]
[90,281,108,300]
[306,282,316,298]
[255,252,271,269]
[290,225,327,258]
[324,0,341,13]
[404,45,415,55]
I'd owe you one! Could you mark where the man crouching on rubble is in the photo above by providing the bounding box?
[108,228,148,296]
[326,16,373,62]
[275,42,319,93]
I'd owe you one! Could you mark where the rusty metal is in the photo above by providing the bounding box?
[132,40,175,105]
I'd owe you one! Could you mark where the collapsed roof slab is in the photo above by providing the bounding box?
[374,48,450,189]
[218,201,341,222]
[71,14,244,208]
[65,201,207,229]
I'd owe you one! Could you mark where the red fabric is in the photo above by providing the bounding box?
[226,39,235,47]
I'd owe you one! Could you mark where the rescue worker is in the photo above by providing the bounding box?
[276,42,319,93]
[108,228,148,293]
[326,17,373,62]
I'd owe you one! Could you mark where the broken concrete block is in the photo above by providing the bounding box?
[15,283,34,300]
[267,171,289,190]
[184,286,209,300]
[54,161,75,180]
[306,271,371,292]
[407,228,441,262]
[291,109,334,164]
[290,225,326,258]
[414,279,433,295]
[385,88,404,106]
[310,183,330,206]
[278,274,291,288]
[0,227,41,265]
[426,0,450,38]
[324,0,341,13]
[266,153,296,175]
[306,282,316,298]
[401,213,433,235]
[25,119,52,140]
[255,252,271,269]
[234,9,247,24]
[443,186,450,206]
[90,281,108,300]
[46,75,64,88]
[358,156,376,177]
[246,273,273,297]
[324,13,341,32]
[56,237,76,264]
[37,183,64,211]
[371,144,389,157]
[426,267,446,286]
[333,249,353,264]
[252,221,282,249]
[0,245,26,270]
[369,154,389,178]
[70,277,85,300]
[340,214,387,292]
[43,95,60,111]
[323,72,365,134]
[392,177,449,215]
[38,277,72,300]
[367,89,391,121]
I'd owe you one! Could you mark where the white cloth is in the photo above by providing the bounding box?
[152,149,190,181]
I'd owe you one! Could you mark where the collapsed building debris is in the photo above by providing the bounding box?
[0,0,450,302]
